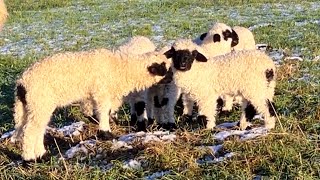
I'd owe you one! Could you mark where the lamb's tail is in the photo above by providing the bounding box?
[11,84,27,142]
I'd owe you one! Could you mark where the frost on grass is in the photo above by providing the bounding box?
[63,139,97,159]
[214,127,269,141]
[46,121,85,137]
[143,170,172,180]
[123,159,141,170]
[0,130,14,142]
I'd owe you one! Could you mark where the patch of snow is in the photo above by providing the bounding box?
[117,131,175,146]
[144,170,172,180]
[47,121,85,137]
[63,139,97,159]
[207,144,223,154]
[111,140,133,150]
[0,130,14,141]
[284,56,303,61]
[216,122,238,129]
[123,159,141,169]
[214,127,268,141]
[197,152,235,164]
[248,23,273,31]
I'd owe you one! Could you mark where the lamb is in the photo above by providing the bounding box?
[163,39,276,131]
[150,23,241,130]
[80,36,157,131]
[11,48,171,161]
[193,23,256,113]
[0,0,8,31]
[178,22,240,122]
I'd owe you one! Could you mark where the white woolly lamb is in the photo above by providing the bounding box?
[12,48,171,161]
[163,39,276,131]
[194,22,256,112]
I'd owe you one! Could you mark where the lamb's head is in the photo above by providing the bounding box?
[163,39,208,72]
[199,22,239,48]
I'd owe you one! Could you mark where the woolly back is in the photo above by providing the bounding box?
[117,36,156,55]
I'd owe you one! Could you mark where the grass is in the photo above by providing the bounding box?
[0,0,320,179]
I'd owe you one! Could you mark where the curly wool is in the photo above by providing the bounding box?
[12,48,170,161]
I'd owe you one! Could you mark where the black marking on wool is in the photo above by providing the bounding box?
[245,102,257,121]
[154,96,162,108]
[134,101,145,116]
[222,29,232,41]
[265,69,274,82]
[153,96,169,108]
[267,100,276,117]
[17,84,27,105]
[213,34,221,42]
[162,98,169,106]
[199,33,207,41]
[158,67,173,84]
[216,97,224,111]
[147,62,167,76]
[231,29,239,47]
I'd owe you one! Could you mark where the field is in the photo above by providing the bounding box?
[0,0,319,179]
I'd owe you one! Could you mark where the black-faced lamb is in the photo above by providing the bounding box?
[163,39,276,131]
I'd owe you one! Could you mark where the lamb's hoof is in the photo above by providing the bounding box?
[237,121,252,130]
[181,114,193,124]
[97,130,115,140]
[197,115,208,128]
[130,114,138,126]
[163,123,177,132]
[22,152,50,167]
[147,118,155,126]
[136,121,147,132]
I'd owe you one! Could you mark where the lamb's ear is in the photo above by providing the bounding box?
[231,29,239,47]
[199,32,207,41]
[192,50,208,62]
[163,46,175,59]
[147,62,167,76]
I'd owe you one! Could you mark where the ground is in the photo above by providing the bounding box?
[0,0,319,179]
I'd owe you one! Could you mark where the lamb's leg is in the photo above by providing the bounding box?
[181,93,194,122]
[239,99,256,130]
[94,98,114,140]
[197,97,217,129]
[222,94,234,112]
[146,88,155,125]
[133,101,147,132]
[11,97,27,143]
[22,105,55,161]
[80,98,94,117]
[250,98,276,129]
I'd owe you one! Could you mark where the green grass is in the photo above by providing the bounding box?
[0,0,320,179]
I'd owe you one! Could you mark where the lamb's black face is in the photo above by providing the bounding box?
[172,50,195,71]
[164,47,208,72]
